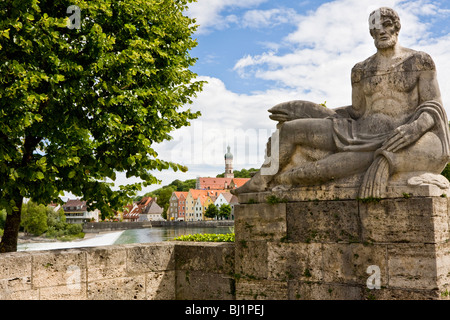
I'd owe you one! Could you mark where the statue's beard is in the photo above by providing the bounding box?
[375,37,397,49]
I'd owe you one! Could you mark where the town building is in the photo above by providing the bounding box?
[123,197,164,222]
[169,147,249,221]
[168,191,188,221]
[185,189,224,221]
[62,199,99,224]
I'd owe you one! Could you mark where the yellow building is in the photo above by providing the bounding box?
[185,189,224,221]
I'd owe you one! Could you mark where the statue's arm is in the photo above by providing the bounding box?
[418,67,442,106]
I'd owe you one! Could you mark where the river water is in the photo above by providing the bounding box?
[17,226,233,251]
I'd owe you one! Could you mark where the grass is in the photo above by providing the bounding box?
[173,232,235,242]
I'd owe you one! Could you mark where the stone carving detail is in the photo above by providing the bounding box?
[234,7,450,198]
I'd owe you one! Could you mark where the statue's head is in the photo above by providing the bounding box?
[369,7,401,50]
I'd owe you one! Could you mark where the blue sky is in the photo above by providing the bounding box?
[124,0,450,194]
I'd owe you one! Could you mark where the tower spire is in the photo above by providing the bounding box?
[224,146,234,178]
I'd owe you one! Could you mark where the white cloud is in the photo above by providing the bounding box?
[187,0,268,34]
[241,8,301,29]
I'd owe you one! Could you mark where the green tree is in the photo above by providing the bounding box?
[204,203,219,219]
[47,206,66,230]
[0,0,203,252]
[0,209,6,237]
[21,201,48,236]
[218,204,231,220]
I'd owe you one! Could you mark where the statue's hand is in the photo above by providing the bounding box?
[382,122,423,153]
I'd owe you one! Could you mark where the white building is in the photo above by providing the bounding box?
[214,192,238,220]
[62,199,99,224]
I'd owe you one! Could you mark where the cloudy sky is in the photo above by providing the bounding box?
[129,0,450,194]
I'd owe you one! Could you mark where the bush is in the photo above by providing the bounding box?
[173,233,235,242]
[65,223,83,235]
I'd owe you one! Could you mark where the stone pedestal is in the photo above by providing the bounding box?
[234,186,450,300]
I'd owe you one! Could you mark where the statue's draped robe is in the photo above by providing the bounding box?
[331,100,450,196]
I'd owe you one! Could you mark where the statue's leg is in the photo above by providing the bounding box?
[277,118,338,169]
[274,151,374,186]
[233,119,336,194]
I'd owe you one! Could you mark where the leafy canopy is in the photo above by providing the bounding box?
[0,0,204,218]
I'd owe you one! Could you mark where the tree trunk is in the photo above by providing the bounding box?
[0,196,24,253]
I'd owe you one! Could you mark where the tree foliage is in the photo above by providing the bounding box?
[204,203,218,219]
[0,0,203,252]
[216,168,258,178]
[218,203,231,219]
[21,201,48,236]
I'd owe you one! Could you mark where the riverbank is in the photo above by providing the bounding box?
[17,231,101,244]
[16,225,234,251]
[17,230,125,251]
[83,220,234,233]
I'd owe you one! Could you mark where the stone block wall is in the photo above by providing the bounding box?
[234,192,450,300]
[0,242,235,300]
[3,188,450,300]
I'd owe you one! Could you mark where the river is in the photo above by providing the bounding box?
[17,226,233,251]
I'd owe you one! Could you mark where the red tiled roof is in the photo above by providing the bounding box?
[197,177,250,190]
[197,177,233,190]
[231,178,250,188]
[63,199,87,212]
[173,191,188,199]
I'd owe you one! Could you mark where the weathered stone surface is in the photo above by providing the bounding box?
[267,242,323,282]
[86,245,127,282]
[234,240,268,280]
[386,243,450,291]
[88,276,146,300]
[235,203,286,241]
[176,271,235,300]
[288,281,363,300]
[125,242,175,274]
[32,249,87,289]
[236,279,288,300]
[286,200,360,243]
[146,271,176,300]
[365,288,443,300]
[360,197,449,243]
[0,252,32,298]
[175,242,234,274]
[321,243,387,286]
[40,283,87,300]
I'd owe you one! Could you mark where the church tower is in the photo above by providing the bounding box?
[224,146,234,178]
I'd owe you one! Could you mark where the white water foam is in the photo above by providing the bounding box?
[17,231,125,251]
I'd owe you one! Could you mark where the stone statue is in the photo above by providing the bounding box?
[233,7,450,198]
